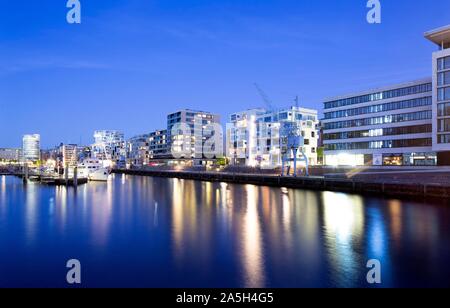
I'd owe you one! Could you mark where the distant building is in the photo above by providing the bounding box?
[127,134,150,167]
[167,109,222,164]
[0,148,21,162]
[92,130,126,165]
[22,134,40,162]
[226,107,319,168]
[61,144,78,167]
[149,129,168,159]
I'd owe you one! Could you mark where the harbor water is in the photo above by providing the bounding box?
[0,174,449,287]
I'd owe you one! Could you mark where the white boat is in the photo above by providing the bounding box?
[78,159,110,182]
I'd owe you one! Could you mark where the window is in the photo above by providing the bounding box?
[438,119,450,132]
[311,131,315,138]
[438,103,450,116]
[279,113,288,120]
[304,139,310,145]
[438,87,450,102]
[438,71,450,86]
[438,56,450,71]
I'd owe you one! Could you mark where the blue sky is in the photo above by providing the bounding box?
[1,0,449,148]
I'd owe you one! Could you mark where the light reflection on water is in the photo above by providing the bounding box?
[0,175,449,287]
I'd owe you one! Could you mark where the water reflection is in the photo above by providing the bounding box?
[241,185,265,288]
[0,175,449,287]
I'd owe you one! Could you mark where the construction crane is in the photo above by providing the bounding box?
[294,95,299,108]
[254,83,276,112]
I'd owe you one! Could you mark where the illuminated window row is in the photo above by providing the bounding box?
[324,83,431,109]
[323,97,431,120]
[325,138,432,151]
[323,124,432,140]
[323,110,432,130]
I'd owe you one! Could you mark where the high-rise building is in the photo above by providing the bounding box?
[322,25,450,167]
[227,107,319,168]
[22,134,40,163]
[167,110,222,162]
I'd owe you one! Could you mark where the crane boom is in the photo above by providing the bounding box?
[254,83,275,112]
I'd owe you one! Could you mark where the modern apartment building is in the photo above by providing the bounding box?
[61,144,78,167]
[149,129,168,159]
[127,134,150,167]
[22,134,41,163]
[227,106,319,168]
[167,109,222,164]
[322,25,450,167]
[92,130,126,165]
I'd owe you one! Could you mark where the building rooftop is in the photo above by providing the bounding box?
[323,78,431,102]
[424,25,450,46]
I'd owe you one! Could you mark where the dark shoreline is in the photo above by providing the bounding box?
[113,169,450,202]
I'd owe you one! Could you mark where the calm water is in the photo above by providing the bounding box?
[0,174,449,288]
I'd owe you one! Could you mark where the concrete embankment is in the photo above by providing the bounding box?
[113,169,450,200]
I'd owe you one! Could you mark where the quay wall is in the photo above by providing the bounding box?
[113,169,450,200]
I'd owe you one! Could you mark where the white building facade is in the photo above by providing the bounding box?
[227,107,319,168]
[92,130,126,165]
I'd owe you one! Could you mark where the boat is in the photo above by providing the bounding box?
[78,159,110,182]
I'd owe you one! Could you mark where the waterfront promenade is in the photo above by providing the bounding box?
[114,167,450,200]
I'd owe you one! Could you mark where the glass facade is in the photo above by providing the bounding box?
[325,138,432,151]
[324,97,431,120]
[324,83,432,109]
[436,56,450,143]
[324,110,432,130]
[323,124,432,140]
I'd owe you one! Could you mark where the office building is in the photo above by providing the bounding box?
[22,134,41,163]
[426,25,450,163]
[322,25,450,166]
